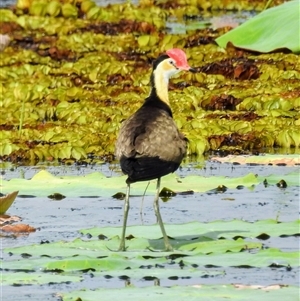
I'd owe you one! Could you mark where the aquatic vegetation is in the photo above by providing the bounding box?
[2,219,299,299]
[2,167,299,196]
[0,191,18,214]
[0,0,299,164]
[216,1,300,53]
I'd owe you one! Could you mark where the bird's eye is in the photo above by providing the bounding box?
[169,59,177,68]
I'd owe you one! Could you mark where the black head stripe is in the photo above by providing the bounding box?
[152,54,170,70]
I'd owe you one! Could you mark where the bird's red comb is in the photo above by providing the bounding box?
[166,48,191,70]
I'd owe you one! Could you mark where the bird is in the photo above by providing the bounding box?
[115,48,195,251]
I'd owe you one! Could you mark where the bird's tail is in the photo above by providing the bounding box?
[120,156,180,184]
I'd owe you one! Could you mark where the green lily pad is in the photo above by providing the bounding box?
[4,220,298,257]
[81,220,299,243]
[3,244,298,271]
[216,1,300,53]
[179,248,300,268]
[2,168,298,198]
[2,218,298,299]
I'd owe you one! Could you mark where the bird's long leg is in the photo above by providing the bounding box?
[118,183,130,251]
[140,181,150,225]
[153,178,173,251]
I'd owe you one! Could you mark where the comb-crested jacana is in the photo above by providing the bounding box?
[115,48,195,251]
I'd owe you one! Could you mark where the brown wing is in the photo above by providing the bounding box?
[115,106,187,164]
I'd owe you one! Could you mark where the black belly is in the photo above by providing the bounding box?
[120,155,180,184]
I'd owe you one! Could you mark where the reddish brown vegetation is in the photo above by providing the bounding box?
[186,31,217,46]
[206,112,260,121]
[80,19,156,35]
[0,21,21,34]
[205,94,242,110]
[198,58,260,80]
[208,132,260,149]
[38,46,78,61]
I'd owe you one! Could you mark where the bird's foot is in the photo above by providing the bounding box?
[117,246,127,252]
[147,245,174,252]
[165,245,174,252]
[106,243,128,252]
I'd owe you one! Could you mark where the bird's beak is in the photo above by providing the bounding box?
[188,67,197,73]
[179,65,197,73]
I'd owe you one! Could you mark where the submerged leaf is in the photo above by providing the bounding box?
[61,285,299,301]
[1,223,36,233]
[211,154,300,166]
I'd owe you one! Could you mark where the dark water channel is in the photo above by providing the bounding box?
[1,160,299,301]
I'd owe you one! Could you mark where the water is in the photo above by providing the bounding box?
[1,161,299,301]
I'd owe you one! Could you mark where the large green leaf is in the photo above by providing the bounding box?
[216,1,300,53]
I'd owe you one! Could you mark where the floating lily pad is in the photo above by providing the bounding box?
[2,168,299,198]
[2,272,82,285]
[80,220,299,244]
[4,219,298,257]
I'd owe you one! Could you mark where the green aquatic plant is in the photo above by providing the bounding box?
[0,191,19,214]
[2,220,299,299]
[1,167,299,197]
[0,0,299,163]
[216,0,300,53]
